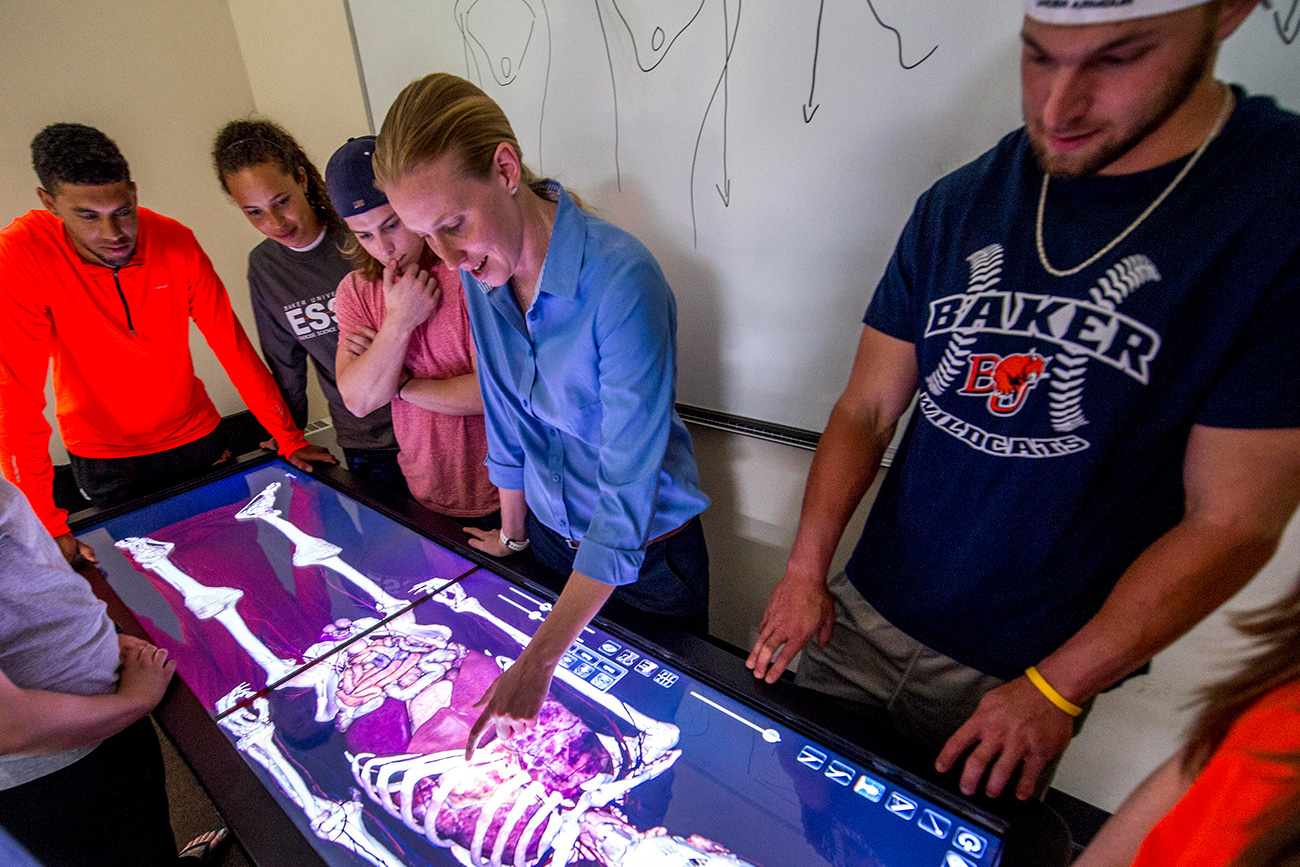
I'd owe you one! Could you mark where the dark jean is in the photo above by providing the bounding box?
[343,447,409,500]
[0,718,178,866]
[68,429,228,509]
[526,513,710,636]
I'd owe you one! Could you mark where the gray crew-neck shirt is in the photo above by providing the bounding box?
[247,224,397,450]
[0,479,119,789]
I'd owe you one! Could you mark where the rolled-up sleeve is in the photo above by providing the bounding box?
[572,259,674,585]
[482,412,526,491]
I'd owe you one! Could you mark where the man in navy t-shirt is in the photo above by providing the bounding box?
[748,0,1300,800]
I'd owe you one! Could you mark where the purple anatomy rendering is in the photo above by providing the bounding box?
[117,481,754,867]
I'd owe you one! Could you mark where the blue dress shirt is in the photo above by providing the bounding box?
[462,183,709,586]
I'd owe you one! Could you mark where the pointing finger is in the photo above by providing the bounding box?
[465,708,491,762]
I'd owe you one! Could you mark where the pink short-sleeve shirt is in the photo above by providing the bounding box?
[335,265,497,517]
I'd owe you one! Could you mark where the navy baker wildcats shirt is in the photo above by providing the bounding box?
[847,88,1300,680]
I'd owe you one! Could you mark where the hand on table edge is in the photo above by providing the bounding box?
[285,443,338,472]
[934,674,1077,800]
[54,531,98,568]
[464,526,515,557]
[745,569,835,684]
[465,488,528,559]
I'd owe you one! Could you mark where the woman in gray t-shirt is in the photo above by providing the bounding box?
[212,118,404,497]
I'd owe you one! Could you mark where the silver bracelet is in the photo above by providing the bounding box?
[499,529,530,552]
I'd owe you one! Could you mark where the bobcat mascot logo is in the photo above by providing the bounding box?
[958,352,1048,417]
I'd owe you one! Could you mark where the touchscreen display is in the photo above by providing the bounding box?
[79,461,1004,867]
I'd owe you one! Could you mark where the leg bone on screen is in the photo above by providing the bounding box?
[216,686,405,867]
[114,535,297,683]
[236,481,406,613]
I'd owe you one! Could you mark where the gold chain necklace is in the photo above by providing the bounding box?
[1035,86,1234,278]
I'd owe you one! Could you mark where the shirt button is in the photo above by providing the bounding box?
[552,473,561,482]
[559,519,567,528]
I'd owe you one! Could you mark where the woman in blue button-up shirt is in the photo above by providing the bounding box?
[373,73,711,755]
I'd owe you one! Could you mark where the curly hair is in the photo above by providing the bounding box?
[211,118,344,234]
[31,123,130,194]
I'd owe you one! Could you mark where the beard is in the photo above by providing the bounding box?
[1029,29,1218,178]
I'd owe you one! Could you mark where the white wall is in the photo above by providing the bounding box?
[226,0,373,168]
[220,0,384,427]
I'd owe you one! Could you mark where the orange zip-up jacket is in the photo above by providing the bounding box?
[0,207,310,537]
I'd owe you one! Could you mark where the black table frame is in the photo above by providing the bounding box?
[71,451,1072,867]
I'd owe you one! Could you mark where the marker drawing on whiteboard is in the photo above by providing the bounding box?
[867,0,938,70]
[1263,0,1299,44]
[455,0,553,173]
[611,0,709,71]
[804,0,937,125]
[597,0,741,247]
[593,0,623,190]
[688,0,740,235]
[804,0,826,123]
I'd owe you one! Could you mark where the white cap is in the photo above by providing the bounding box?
[1025,0,1211,24]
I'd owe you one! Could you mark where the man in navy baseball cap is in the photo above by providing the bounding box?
[326,136,499,522]
[326,136,389,218]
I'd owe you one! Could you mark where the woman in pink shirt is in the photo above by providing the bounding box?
[327,136,498,520]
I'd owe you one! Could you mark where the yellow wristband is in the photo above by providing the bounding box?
[1025,666,1082,717]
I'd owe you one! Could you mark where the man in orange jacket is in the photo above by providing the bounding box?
[0,123,335,566]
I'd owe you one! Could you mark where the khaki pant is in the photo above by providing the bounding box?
[795,570,1088,796]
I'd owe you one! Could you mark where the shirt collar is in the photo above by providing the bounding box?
[475,181,585,301]
[535,182,583,301]
[287,227,328,253]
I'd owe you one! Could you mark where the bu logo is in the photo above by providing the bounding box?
[958,352,1048,417]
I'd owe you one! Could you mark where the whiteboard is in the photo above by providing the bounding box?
[348,0,1300,431]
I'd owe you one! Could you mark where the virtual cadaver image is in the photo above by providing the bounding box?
[109,478,757,867]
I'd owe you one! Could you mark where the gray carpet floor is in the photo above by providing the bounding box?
[157,720,251,866]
